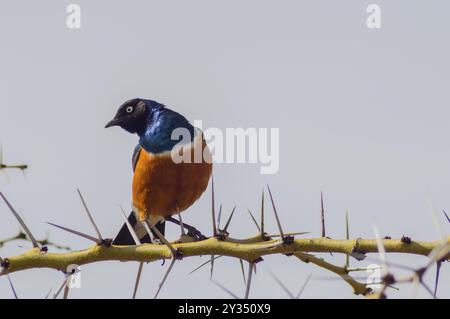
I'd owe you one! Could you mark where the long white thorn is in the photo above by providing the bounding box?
[0,192,40,248]
[426,197,447,241]
[244,262,254,299]
[188,256,222,275]
[222,206,237,233]
[267,269,295,299]
[7,275,18,299]
[133,262,144,299]
[372,224,388,274]
[210,255,215,280]
[119,206,141,245]
[211,176,217,236]
[239,259,247,286]
[296,274,312,299]
[266,185,284,239]
[47,222,101,244]
[434,261,442,298]
[53,276,68,299]
[260,190,265,235]
[247,208,261,232]
[212,280,239,299]
[44,288,53,299]
[345,211,350,268]
[154,258,176,299]
[143,220,177,256]
[63,281,70,299]
[77,189,103,241]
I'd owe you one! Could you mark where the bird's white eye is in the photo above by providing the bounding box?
[126,106,134,113]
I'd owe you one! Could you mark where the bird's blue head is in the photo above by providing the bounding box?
[105,98,195,153]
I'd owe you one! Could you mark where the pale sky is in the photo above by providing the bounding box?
[0,1,449,299]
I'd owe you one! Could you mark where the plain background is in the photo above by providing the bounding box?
[0,1,449,298]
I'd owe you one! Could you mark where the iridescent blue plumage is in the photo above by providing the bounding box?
[138,101,195,154]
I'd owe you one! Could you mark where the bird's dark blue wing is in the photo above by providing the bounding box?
[132,144,142,172]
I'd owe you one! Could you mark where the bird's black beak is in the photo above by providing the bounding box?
[105,118,121,128]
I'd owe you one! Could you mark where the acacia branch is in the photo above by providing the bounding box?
[294,252,370,296]
[2,236,448,276]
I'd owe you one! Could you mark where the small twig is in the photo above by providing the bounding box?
[0,147,28,172]
[0,164,28,170]
[295,252,370,296]
[0,231,70,250]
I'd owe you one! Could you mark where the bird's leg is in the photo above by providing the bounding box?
[177,214,186,236]
[142,220,181,259]
[165,216,207,240]
[140,221,160,244]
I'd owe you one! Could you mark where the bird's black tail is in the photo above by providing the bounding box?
[113,211,165,245]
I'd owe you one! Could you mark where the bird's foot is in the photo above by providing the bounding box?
[165,217,207,241]
[151,238,163,245]
[186,226,207,241]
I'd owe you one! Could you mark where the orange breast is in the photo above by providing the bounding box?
[132,137,212,221]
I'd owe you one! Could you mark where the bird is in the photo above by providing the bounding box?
[105,98,213,245]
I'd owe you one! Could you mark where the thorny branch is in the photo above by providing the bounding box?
[0,185,449,299]
[2,237,448,279]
